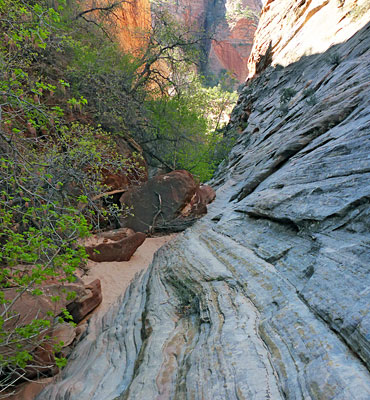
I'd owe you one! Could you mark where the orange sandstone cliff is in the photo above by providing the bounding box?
[81,0,261,82]
[210,0,262,82]
[81,0,151,54]
[113,0,151,54]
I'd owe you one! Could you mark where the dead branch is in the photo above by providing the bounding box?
[74,1,131,20]
[149,192,162,234]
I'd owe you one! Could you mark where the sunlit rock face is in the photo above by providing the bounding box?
[38,1,370,399]
[114,0,151,53]
[248,0,370,76]
[83,0,151,53]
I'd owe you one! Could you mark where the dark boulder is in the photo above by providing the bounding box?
[119,170,199,232]
[85,232,146,262]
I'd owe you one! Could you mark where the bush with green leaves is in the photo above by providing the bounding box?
[0,123,143,393]
[0,1,145,394]
[143,73,238,181]
[0,182,89,390]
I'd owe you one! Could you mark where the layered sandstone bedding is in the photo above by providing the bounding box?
[37,1,370,399]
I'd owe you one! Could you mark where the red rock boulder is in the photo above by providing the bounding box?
[0,278,102,383]
[85,232,146,262]
[67,279,103,322]
[182,184,217,217]
[119,170,199,232]
[1,278,102,328]
[198,185,216,205]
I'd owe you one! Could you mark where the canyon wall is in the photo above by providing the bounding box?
[210,0,262,82]
[157,0,262,82]
[85,0,261,82]
[114,0,151,54]
[83,0,151,53]
[38,1,370,399]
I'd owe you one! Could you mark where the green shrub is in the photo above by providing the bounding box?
[0,0,144,391]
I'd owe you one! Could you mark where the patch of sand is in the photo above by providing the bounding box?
[6,235,175,400]
[82,235,175,313]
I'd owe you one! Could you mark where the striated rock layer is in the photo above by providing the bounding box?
[38,1,370,399]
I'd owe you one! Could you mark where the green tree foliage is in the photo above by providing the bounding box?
[145,74,237,181]
[0,0,144,393]
[225,0,260,27]
[63,6,237,181]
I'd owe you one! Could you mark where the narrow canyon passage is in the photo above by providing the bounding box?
[2,0,369,398]
[37,1,370,399]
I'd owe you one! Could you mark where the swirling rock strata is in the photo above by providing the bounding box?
[38,1,370,399]
[38,221,370,399]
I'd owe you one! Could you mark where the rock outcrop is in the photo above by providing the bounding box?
[67,279,103,322]
[38,1,370,399]
[1,278,102,385]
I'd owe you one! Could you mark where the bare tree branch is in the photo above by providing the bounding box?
[74,0,131,20]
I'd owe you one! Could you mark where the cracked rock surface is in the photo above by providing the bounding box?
[38,1,370,399]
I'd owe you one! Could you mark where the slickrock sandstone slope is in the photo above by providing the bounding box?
[248,0,369,77]
[38,1,370,399]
